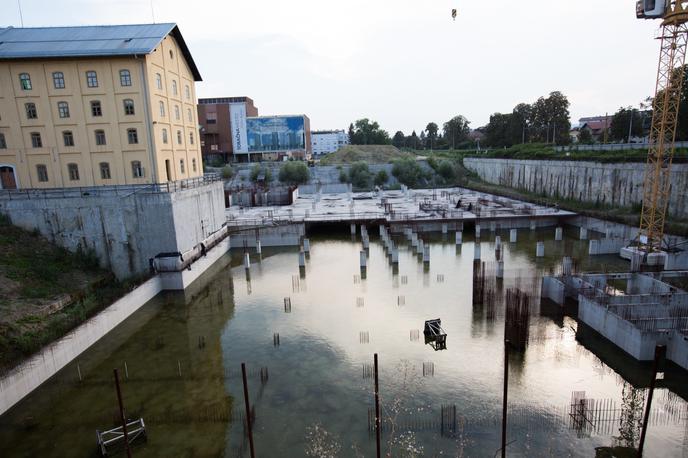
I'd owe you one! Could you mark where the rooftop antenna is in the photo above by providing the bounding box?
[17,0,24,27]
[150,0,156,23]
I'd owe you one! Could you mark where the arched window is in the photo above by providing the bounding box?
[119,69,132,86]
[123,99,135,115]
[180,159,185,174]
[52,72,65,89]
[159,101,165,117]
[155,73,162,90]
[174,105,180,120]
[19,73,32,90]
[127,128,138,144]
[187,108,192,123]
[86,70,98,88]
[57,101,70,118]
[0,133,6,149]
[36,164,48,182]
[62,131,74,147]
[131,160,144,178]
[99,162,111,179]
[185,85,190,100]
[177,130,182,144]
[171,80,177,95]
[189,132,194,144]
[162,128,168,144]
[68,163,80,181]
[95,130,106,145]
[192,158,197,172]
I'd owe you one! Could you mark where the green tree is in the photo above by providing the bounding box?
[442,115,471,149]
[437,160,455,181]
[406,131,421,150]
[374,169,389,186]
[578,127,594,145]
[348,123,355,144]
[279,161,310,185]
[484,112,514,147]
[425,122,439,149]
[221,165,233,179]
[392,131,406,148]
[530,91,571,145]
[610,108,644,142]
[349,119,391,145]
[348,162,372,189]
[392,158,424,188]
[250,164,272,183]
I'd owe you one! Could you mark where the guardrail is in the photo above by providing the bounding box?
[555,141,688,152]
[0,174,221,200]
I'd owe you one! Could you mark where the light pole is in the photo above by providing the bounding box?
[627,106,635,144]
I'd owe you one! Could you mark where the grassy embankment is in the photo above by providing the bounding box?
[0,215,134,374]
[318,144,415,164]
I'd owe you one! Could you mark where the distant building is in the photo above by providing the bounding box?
[197,97,259,163]
[578,115,613,143]
[0,23,203,189]
[312,130,348,156]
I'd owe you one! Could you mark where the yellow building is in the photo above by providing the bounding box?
[0,23,203,189]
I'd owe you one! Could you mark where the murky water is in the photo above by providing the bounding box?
[1,227,687,457]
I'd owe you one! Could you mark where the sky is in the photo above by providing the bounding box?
[3,0,664,133]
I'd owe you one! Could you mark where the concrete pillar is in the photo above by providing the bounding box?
[530,219,537,231]
[351,223,356,235]
[244,252,251,270]
[299,251,306,267]
[411,233,418,248]
[417,239,424,256]
[475,224,481,239]
[256,240,262,255]
[474,243,481,260]
[588,240,599,256]
[562,257,572,276]
[580,227,588,240]
[303,238,310,253]
[455,231,463,245]
[363,236,369,249]
[379,225,384,236]
[495,236,502,251]
[392,247,399,264]
[360,250,367,268]
[510,229,517,243]
[423,245,430,264]
[536,241,545,257]
[496,260,504,279]
[442,223,448,234]
[490,221,496,232]
[630,252,642,272]
[555,227,563,241]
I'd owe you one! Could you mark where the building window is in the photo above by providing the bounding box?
[19,73,32,90]
[155,73,162,90]
[159,101,165,117]
[172,80,177,95]
[162,128,168,144]
[36,164,48,182]
[63,130,74,147]
[25,103,38,119]
[91,100,102,117]
[68,163,80,181]
[52,72,65,89]
[174,105,180,120]
[123,99,135,115]
[131,160,144,178]
[119,69,132,86]
[206,112,217,124]
[185,85,190,100]
[192,158,197,172]
[0,133,6,149]
[95,130,106,146]
[57,101,70,118]
[30,132,42,148]
[169,50,174,59]
[189,132,194,144]
[177,130,182,144]
[127,128,138,144]
[86,71,98,88]
[100,162,111,180]
[180,159,185,174]
[187,108,192,123]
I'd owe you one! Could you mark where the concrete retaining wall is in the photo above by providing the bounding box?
[0,182,225,280]
[463,158,688,218]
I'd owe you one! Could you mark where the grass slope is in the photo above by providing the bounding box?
[319,145,414,164]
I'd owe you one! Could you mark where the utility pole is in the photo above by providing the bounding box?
[628,107,635,143]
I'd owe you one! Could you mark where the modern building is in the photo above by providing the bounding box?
[0,23,203,189]
[198,96,259,163]
[198,97,311,162]
[311,129,348,156]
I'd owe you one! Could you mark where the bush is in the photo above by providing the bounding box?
[250,164,272,183]
[392,158,424,188]
[437,160,456,181]
[221,165,234,179]
[348,162,372,189]
[279,161,310,185]
[374,169,389,186]
[427,156,439,172]
[339,170,349,183]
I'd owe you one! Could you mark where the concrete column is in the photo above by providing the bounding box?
[562,257,572,276]
[351,223,356,235]
[555,227,563,241]
[490,221,496,232]
[630,252,642,272]
[476,224,481,239]
[379,225,384,236]
[442,223,448,234]
[474,243,481,260]
[362,236,369,249]
[303,238,310,253]
[256,240,262,255]
[510,229,517,243]
[244,252,251,269]
[391,247,399,264]
[298,251,306,267]
[530,219,537,231]
[580,227,588,240]
[588,240,599,256]
[423,245,430,264]
[417,239,424,256]
[496,260,504,279]
[411,233,418,248]
[360,250,367,268]
[536,241,545,257]
[455,231,463,245]
[495,236,502,251]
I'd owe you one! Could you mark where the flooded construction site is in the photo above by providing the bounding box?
[1,189,688,456]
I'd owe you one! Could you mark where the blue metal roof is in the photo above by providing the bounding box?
[0,23,202,81]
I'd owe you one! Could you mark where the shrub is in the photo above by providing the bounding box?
[374,169,389,186]
[221,165,234,179]
[348,162,372,189]
[339,170,349,183]
[392,158,424,188]
[279,161,310,185]
[437,160,456,181]
[250,164,272,183]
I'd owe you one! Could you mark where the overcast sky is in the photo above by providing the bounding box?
[5,0,663,133]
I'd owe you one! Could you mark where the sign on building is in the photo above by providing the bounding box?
[230,102,248,153]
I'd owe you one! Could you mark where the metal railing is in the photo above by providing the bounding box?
[555,141,688,152]
[0,174,221,200]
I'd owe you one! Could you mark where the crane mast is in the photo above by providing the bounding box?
[639,1,688,253]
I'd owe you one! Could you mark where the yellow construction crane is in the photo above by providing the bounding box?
[636,0,688,254]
